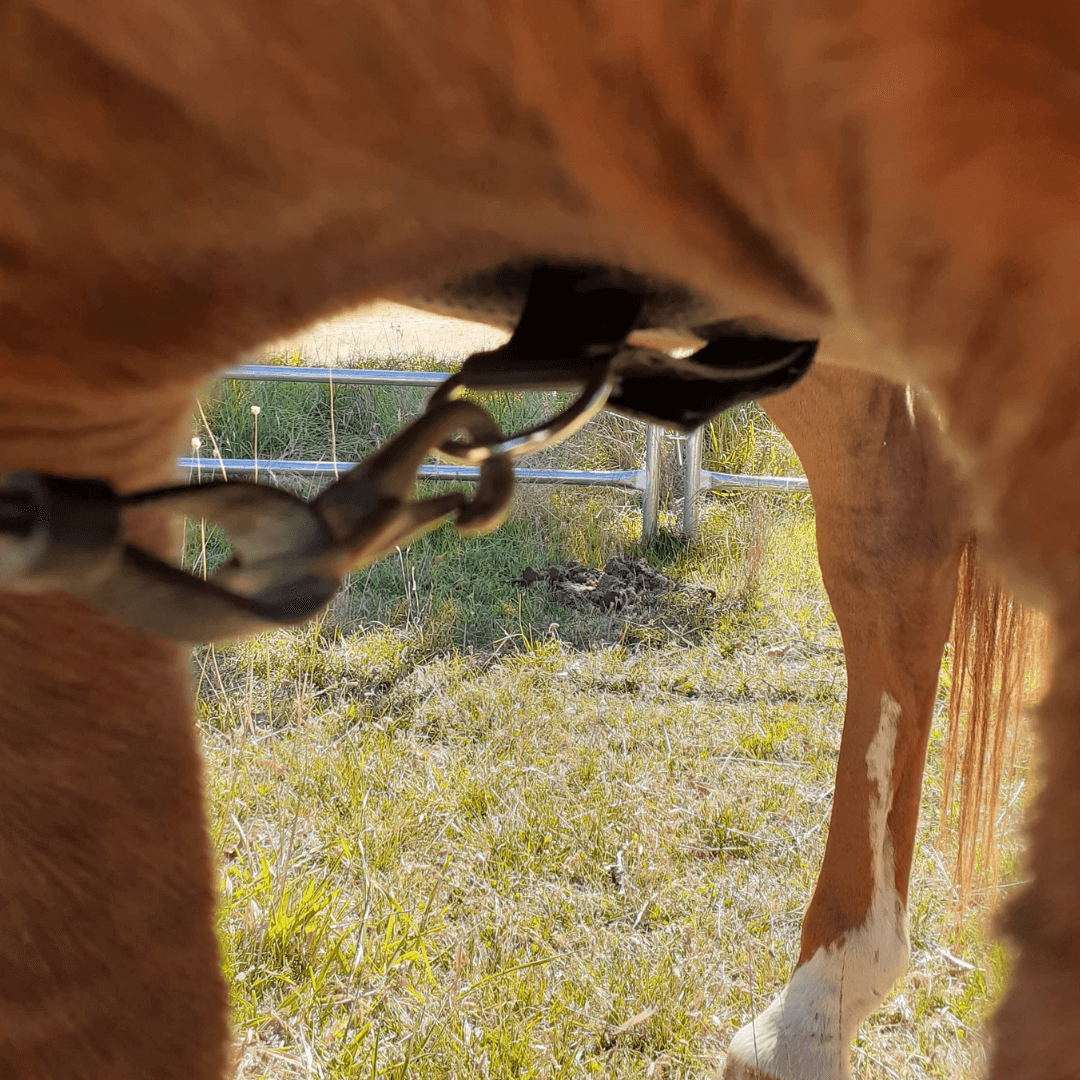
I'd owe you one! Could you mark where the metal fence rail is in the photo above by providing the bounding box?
[179,365,808,544]
[681,426,809,540]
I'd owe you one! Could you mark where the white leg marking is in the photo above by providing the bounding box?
[725,693,910,1080]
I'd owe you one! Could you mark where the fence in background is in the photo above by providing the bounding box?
[178,364,809,544]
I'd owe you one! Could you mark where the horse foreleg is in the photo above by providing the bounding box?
[722,364,967,1080]
[0,368,228,1080]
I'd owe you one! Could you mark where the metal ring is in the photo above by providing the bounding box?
[425,366,614,464]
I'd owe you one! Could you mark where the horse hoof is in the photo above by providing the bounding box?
[719,1051,784,1080]
[718,999,851,1080]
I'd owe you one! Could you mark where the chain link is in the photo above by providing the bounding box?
[0,371,610,641]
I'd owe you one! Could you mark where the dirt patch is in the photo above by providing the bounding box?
[513,557,718,614]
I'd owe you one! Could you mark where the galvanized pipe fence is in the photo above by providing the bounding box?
[179,364,809,544]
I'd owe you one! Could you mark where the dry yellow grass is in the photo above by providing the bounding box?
[190,358,1028,1079]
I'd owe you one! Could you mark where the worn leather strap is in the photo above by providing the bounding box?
[427,264,818,437]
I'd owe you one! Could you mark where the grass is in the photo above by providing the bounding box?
[192,346,1029,1079]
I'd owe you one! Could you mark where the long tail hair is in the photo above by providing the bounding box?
[939,538,1051,912]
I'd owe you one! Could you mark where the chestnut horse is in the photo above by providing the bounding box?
[1,2,1077,1079]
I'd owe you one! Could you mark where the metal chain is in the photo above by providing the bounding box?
[0,373,612,642]
[0,260,818,643]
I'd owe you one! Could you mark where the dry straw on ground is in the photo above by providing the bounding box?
[190,318,1031,1079]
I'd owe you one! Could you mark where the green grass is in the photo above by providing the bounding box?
[193,354,1027,1079]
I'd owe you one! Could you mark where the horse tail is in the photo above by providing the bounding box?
[939,537,1051,913]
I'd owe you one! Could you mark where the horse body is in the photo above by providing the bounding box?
[1,1,1077,1077]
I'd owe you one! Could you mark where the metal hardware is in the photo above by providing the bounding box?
[426,362,614,463]
[0,263,817,642]
[0,399,515,643]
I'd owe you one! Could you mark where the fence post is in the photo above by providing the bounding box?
[683,426,703,541]
[641,424,662,546]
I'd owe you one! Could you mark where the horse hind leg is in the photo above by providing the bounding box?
[722,365,968,1080]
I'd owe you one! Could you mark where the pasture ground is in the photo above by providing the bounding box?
[192,312,1028,1080]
